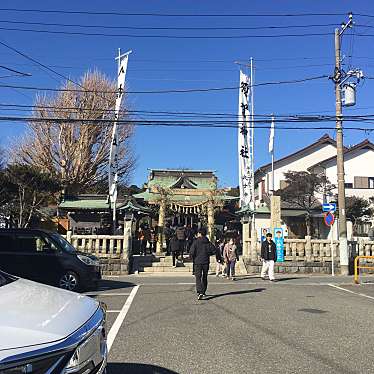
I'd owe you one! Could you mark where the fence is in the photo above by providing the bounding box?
[64,230,132,275]
[243,237,374,274]
[66,232,130,258]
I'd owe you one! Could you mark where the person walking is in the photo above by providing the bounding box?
[138,224,151,256]
[164,222,174,256]
[189,227,217,300]
[169,234,180,268]
[175,224,186,263]
[260,232,277,281]
[224,238,239,281]
[215,239,226,277]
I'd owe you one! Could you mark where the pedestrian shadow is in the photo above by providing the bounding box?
[107,362,179,374]
[272,277,306,282]
[204,288,266,300]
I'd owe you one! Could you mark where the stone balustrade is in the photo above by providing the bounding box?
[64,229,132,275]
[243,237,374,274]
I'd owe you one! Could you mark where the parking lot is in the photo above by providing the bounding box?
[86,275,374,374]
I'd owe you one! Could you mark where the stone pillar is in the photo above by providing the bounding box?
[250,225,259,262]
[207,201,215,242]
[242,219,250,258]
[123,227,131,259]
[66,230,72,243]
[270,195,282,233]
[305,235,312,262]
[156,201,166,255]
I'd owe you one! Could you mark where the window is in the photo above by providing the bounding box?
[17,235,55,253]
[369,177,374,189]
[345,183,353,188]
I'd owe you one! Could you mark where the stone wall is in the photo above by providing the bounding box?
[243,237,374,275]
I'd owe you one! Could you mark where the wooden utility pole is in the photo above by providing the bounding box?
[334,15,353,275]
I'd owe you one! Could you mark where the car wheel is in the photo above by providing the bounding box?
[59,271,80,291]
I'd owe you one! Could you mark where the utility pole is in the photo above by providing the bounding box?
[333,14,353,275]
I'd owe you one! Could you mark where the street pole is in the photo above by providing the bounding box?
[271,115,275,195]
[331,220,335,276]
[334,27,349,275]
[250,58,255,220]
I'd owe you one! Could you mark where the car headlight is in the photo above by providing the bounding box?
[64,312,107,373]
[77,255,99,267]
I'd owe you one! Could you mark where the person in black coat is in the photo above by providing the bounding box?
[260,232,277,281]
[189,227,217,300]
[169,235,180,267]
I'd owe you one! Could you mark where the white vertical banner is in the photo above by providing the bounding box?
[269,116,275,154]
[109,49,132,227]
[238,70,253,208]
[269,115,275,193]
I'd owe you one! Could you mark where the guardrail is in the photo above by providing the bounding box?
[354,255,374,284]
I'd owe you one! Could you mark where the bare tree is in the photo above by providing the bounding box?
[0,146,6,170]
[278,171,334,236]
[14,70,135,194]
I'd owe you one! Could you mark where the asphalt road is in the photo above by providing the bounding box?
[87,275,374,374]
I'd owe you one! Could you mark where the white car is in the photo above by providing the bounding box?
[0,270,107,373]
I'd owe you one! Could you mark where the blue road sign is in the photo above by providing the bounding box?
[322,203,336,213]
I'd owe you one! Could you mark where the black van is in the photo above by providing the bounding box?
[0,229,101,292]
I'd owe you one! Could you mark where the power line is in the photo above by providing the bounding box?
[0,65,31,76]
[0,39,82,86]
[0,26,333,38]
[0,113,373,123]
[0,75,329,94]
[6,103,374,121]
[0,19,339,31]
[0,8,348,17]
[0,115,374,133]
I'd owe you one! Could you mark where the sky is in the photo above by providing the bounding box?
[0,0,374,188]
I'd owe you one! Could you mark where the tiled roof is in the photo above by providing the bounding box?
[308,139,374,169]
[255,134,337,178]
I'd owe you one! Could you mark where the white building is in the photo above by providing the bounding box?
[309,139,374,200]
[255,134,337,203]
[253,135,374,238]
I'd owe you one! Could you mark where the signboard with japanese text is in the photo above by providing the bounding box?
[274,227,284,262]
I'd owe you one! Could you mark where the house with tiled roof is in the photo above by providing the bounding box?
[255,134,338,202]
[308,139,374,200]
[253,135,374,238]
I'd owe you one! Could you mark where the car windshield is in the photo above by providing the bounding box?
[50,233,76,254]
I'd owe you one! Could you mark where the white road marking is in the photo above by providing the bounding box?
[107,310,121,313]
[328,284,374,301]
[107,285,139,353]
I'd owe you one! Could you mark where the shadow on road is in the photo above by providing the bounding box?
[270,277,306,282]
[204,288,266,300]
[107,363,179,374]
[96,279,136,291]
